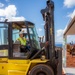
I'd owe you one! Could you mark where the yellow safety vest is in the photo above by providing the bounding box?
[17,37,26,46]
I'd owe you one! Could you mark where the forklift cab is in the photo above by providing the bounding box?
[0,21,52,75]
[0,21,40,59]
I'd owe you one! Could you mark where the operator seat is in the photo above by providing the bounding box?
[13,40,20,53]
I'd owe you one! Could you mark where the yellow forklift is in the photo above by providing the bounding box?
[0,0,62,75]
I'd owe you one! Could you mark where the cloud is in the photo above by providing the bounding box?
[0,9,5,16]
[0,5,17,17]
[64,0,75,8]
[38,28,43,31]
[56,14,75,43]
[56,23,72,43]
[67,9,75,18]
[56,29,65,43]
[57,29,64,37]
[0,5,25,21]
[0,3,4,7]
[0,17,5,21]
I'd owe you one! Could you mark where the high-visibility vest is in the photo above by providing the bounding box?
[17,37,26,46]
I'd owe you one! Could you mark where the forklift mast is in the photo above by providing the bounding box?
[41,0,55,59]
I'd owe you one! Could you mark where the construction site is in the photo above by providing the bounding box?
[62,16,75,75]
[0,0,75,75]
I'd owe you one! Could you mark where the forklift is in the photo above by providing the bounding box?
[0,0,62,75]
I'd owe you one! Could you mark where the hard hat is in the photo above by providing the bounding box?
[19,31,23,35]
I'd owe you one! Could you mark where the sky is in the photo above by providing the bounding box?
[0,0,75,43]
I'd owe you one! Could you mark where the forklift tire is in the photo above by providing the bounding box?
[29,64,54,75]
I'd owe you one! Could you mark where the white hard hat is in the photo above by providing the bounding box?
[19,32,23,35]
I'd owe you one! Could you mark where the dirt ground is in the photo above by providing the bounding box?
[62,51,75,75]
[66,52,75,67]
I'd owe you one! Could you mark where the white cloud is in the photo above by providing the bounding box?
[64,0,75,8]
[57,29,64,37]
[56,23,73,43]
[0,3,4,7]
[56,15,75,43]
[0,5,25,21]
[38,28,43,31]
[58,18,75,43]
[0,9,5,16]
[0,17,5,21]
[5,5,17,17]
[56,29,65,43]
[0,5,17,17]
[67,9,75,18]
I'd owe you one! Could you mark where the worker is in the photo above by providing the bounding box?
[17,31,29,52]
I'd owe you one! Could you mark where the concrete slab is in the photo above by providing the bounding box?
[63,68,75,75]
